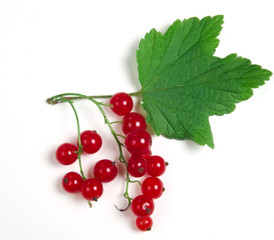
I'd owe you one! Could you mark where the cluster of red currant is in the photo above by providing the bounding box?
[110,92,167,231]
[56,130,118,202]
[50,91,167,231]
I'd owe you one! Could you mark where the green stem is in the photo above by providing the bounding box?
[110,121,123,124]
[129,179,142,186]
[128,90,143,97]
[48,93,135,209]
[116,134,126,139]
[47,91,142,104]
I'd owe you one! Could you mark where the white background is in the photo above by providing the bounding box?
[0,0,273,239]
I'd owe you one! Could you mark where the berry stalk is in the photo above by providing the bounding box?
[47,91,142,103]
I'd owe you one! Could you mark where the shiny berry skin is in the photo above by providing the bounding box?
[81,178,103,201]
[141,177,164,199]
[131,195,154,217]
[93,159,118,183]
[62,172,83,193]
[136,216,153,231]
[110,92,133,116]
[122,112,147,135]
[79,130,102,154]
[140,149,152,159]
[56,143,78,165]
[132,149,152,159]
[127,156,147,178]
[125,129,152,154]
[146,155,167,177]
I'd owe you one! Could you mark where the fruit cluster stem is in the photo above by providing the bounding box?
[47,91,142,103]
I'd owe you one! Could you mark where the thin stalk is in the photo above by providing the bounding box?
[116,134,126,139]
[47,91,142,104]
[109,121,123,124]
[129,179,141,186]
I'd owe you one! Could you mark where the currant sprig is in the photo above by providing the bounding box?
[48,93,139,208]
[48,92,167,231]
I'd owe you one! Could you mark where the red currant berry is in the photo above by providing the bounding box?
[81,178,103,201]
[132,149,152,159]
[127,156,147,178]
[93,159,118,183]
[141,177,164,199]
[125,129,152,154]
[79,130,102,154]
[136,216,153,231]
[141,149,152,159]
[62,172,83,193]
[56,143,78,165]
[110,92,133,116]
[122,112,147,135]
[131,195,154,217]
[146,155,167,177]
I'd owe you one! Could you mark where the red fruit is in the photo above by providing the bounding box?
[93,159,118,183]
[79,130,102,154]
[127,156,147,178]
[132,149,152,159]
[122,112,147,134]
[81,178,103,201]
[110,92,133,116]
[62,172,83,193]
[136,216,153,231]
[141,177,164,199]
[146,155,167,177]
[56,143,78,165]
[131,195,154,217]
[125,129,151,154]
[140,149,152,159]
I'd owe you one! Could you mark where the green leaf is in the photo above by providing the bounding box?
[136,15,272,148]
